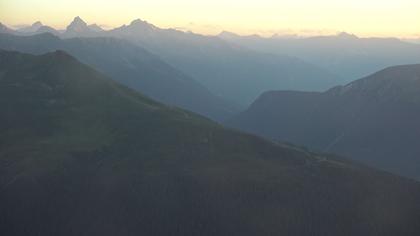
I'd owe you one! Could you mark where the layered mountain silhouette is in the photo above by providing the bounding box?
[66,16,89,33]
[2,21,61,36]
[5,17,420,93]
[1,49,420,236]
[228,64,420,180]
[34,25,61,35]
[219,32,420,84]
[16,21,43,33]
[106,19,338,106]
[3,17,338,106]
[0,33,236,121]
[88,23,104,32]
[63,16,103,38]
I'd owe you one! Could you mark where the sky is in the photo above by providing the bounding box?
[1,0,420,38]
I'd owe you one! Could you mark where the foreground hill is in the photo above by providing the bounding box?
[1,50,420,236]
[228,64,420,180]
[0,33,236,121]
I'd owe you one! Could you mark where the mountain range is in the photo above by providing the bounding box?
[7,17,420,106]
[15,21,43,33]
[1,49,420,235]
[63,16,104,38]
[219,31,420,84]
[2,17,339,106]
[228,64,420,180]
[106,19,338,106]
[7,18,420,92]
[0,32,236,121]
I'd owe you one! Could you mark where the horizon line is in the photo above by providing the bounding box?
[2,16,420,40]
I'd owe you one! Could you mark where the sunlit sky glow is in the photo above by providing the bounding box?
[1,0,420,38]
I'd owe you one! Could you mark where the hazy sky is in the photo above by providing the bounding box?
[1,0,420,37]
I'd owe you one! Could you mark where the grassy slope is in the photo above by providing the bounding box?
[0,50,420,236]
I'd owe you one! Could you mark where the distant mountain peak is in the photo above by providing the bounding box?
[337,32,358,39]
[32,21,43,27]
[67,16,88,32]
[88,24,104,32]
[73,16,85,23]
[128,18,157,30]
[17,21,44,33]
[130,19,148,25]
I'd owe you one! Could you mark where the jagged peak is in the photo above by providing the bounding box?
[67,16,87,29]
[73,16,85,23]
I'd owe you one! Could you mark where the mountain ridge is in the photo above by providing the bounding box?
[219,31,420,84]
[0,16,338,106]
[228,63,420,180]
[1,49,420,235]
[0,32,237,121]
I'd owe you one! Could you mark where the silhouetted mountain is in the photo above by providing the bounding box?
[219,32,420,84]
[88,24,104,32]
[106,19,338,106]
[0,18,338,106]
[16,21,43,33]
[228,64,420,180]
[35,25,61,35]
[1,49,420,236]
[66,16,88,31]
[10,21,60,36]
[63,16,100,38]
[111,19,159,35]
[0,33,236,121]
